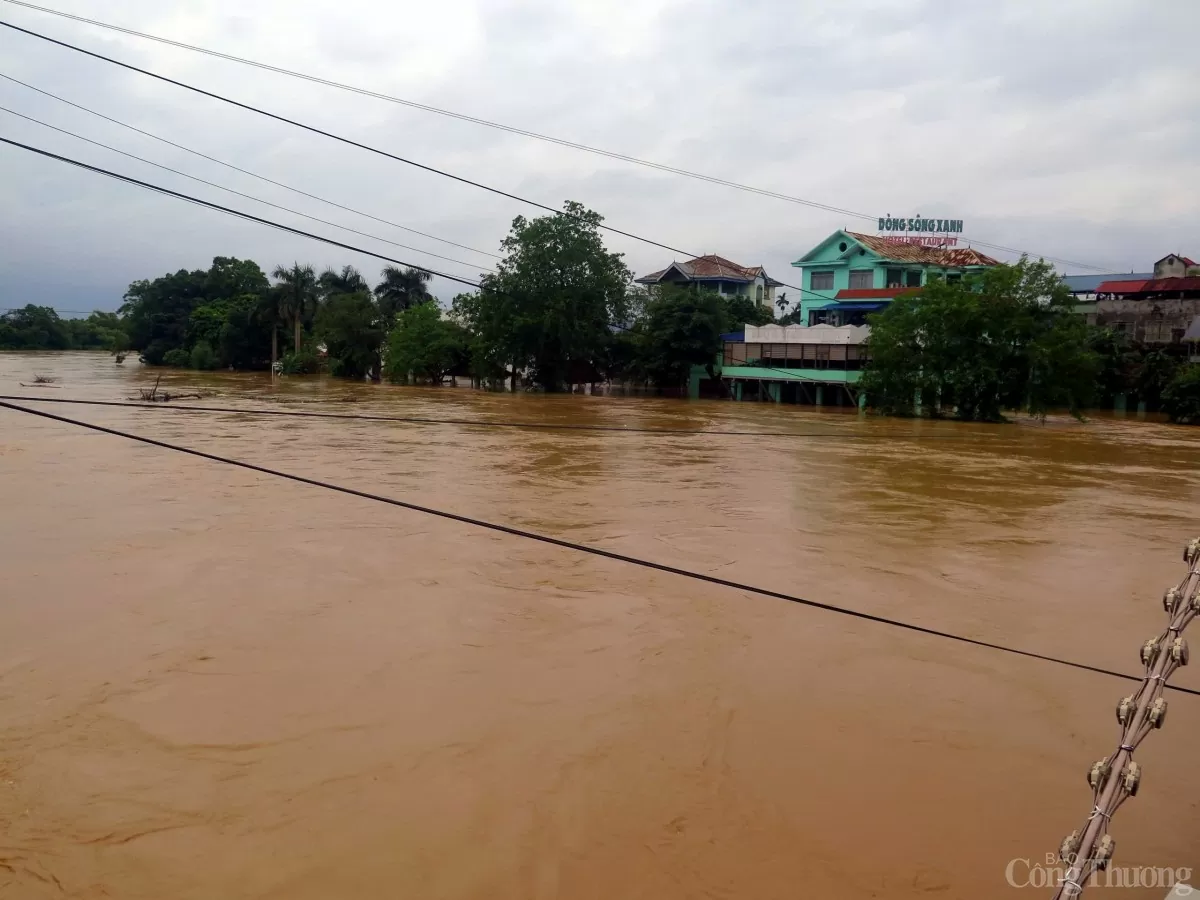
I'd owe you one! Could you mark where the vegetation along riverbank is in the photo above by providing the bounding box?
[5,203,1199,424]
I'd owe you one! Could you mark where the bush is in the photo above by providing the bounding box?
[162,347,190,368]
[1162,364,1200,424]
[189,341,218,371]
[280,344,321,375]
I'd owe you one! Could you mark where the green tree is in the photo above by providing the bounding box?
[637,285,728,388]
[271,263,319,357]
[189,340,218,370]
[374,265,433,322]
[320,265,370,300]
[218,294,274,370]
[1162,365,1200,424]
[723,292,773,328]
[861,258,1098,421]
[316,290,384,379]
[120,257,267,365]
[1132,347,1183,411]
[0,305,72,349]
[384,302,467,384]
[1087,327,1135,404]
[464,201,631,391]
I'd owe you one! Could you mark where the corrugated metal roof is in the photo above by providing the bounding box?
[636,255,783,286]
[1097,277,1200,293]
[844,232,1000,267]
[834,287,921,300]
[1062,273,1153,293]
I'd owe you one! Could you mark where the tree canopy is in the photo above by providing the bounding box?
[860,258,1099,421]
[384,302,468,385]
[460,201,632,391]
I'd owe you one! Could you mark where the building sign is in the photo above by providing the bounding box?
[877,215,963,248]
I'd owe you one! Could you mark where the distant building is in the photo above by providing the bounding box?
[1154,253,1198,280]
[790,230,999,325]
[1076,252,1200,344]
[1091,276,1200,344]
[690,323,869,405]
[635,254,781,310]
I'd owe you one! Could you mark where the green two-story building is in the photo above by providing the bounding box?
[791,230,999,325]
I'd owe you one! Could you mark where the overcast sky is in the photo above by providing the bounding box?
[1,0,1198,314]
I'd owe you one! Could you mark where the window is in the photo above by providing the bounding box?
[885,268,903,287]
[849,269,873,290]
[756,285,764,304]
[906,270,922,287]
[811,271,834,291]
[946,273,962,284]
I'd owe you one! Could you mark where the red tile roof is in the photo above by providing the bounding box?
[1097,277,1200,294]
[835,287,922,300]
[845,232,1000,267]
[637,254,782,286]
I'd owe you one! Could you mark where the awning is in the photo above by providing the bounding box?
[813,301,890,312]
[720,331,745,342]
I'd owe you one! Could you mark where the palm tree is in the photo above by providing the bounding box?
[775,292,789,316]
[374,265,433,321]
[319,265,369,300]
[271,263,319,355]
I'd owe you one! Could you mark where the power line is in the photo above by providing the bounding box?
[0,72,502,261]
[3,396,1195,696]
[0,18,700,261]
[0,395,986,440]
[0,0,1115,272]
[0,24,859,307]
[0,104,493,274]
[0,135,487,292]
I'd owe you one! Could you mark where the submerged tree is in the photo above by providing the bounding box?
[861,258,1099,421]
[271,263,319,358]
[637,285,728,389]
[384,302,468,384]
[462,201,631,391]
[317,291,384,379]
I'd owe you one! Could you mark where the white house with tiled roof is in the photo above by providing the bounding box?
[791,230,999,326]
[635,254,782,310]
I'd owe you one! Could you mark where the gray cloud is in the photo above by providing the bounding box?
[1,0,1197,314]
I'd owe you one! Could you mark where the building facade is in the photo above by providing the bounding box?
[790,230,999,325]
[690,323,869,405]
[1153,254,1198,280]
[1091,276,1200,344]
[635,254,781,310]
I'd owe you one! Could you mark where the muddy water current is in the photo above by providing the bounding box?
[1,351,1199,898]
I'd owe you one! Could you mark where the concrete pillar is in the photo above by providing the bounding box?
[734,381,743,402]
[815,385,824,407]
[687,369,702,400]
[858,392,867,412]
[1114,393,1127,415]
[769,382,781,403]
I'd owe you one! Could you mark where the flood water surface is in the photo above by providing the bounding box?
[2,352,1199,898]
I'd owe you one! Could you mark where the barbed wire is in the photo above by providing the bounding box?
[1050,537,1200,898]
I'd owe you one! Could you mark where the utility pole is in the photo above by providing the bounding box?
[1051,537,1200,898]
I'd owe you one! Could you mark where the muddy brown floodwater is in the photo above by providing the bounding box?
[2,351,1199,899]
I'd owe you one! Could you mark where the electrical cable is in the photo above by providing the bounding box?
[0,71,502,261]
[0,104,493,274]
[0,135,488,292]
[0,18,979,307]
[0,0,1115,272]
[0,394,987,440]
[0,18,701,261]
[3,397,1196,697]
